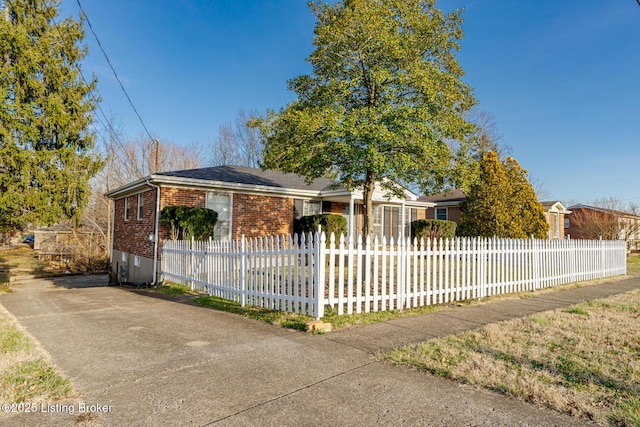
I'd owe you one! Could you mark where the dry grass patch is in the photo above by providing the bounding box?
[0,305,75,408]
[384,289,640,426]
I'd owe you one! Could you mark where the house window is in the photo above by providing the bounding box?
[206,191,232,241]
[564,218,570,229]
[435,207,448,221]
[124,197,131,221]
[373,205,384,241]
[137,194,144,220]
[404,208,417,237]
[303,200,322,217]
[134,255,141,268]
[121,252,127,263]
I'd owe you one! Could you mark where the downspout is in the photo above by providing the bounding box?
[146,178,161,286]
[109,198,115,284]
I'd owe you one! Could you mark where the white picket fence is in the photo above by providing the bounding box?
[161,233,627,319]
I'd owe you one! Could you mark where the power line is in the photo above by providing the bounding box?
[75,0,155,144]
[45,10,145,178]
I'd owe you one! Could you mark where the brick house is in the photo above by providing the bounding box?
[420,189,465,224]
[418,189,571,239]
[566,204,640,248]
[541,201,572,239]
[105,165,433,284]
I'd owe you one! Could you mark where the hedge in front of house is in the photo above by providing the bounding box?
[411,219,457,240]
[297,214,347,237]
[161,205,218,240]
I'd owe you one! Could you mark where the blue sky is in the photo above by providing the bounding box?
[59,0,640,206]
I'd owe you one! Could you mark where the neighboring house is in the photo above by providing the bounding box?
[541,201,571,240]
[420,189,465,223]
[31,222,106,260]
[419,190,571,239]
[105,165,434,284]
[566,204,640,248]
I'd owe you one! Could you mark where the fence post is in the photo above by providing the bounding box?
[240,235,247,307]
[398,235,405,312]
[599,237,604,279]
[314,231,326,319]
[190,237,195,291]
[532,238,540,290]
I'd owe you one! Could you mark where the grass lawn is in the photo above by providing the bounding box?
[0,247,65,291]
[161,253,637,332]
[383,289,640,426]
[0,247,76,409]
[0,305,75,407]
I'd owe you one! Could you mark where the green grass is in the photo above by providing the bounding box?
[194,295,315,331]
[626,254,640,276]
[0,306,75,406]
[154,282,196,296]
[0,359,74,404]
[383,289,640,426]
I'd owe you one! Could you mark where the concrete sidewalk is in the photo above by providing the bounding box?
[0,274,637,426]
[326,276,640,354]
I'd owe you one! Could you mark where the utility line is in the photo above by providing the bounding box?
[44,8,145,178]
[75,0,155,144]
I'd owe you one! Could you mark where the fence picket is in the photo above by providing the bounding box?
[161,234,626,320]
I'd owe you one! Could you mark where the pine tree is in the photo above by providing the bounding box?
[458,151,547,238]
[0,0,101,229]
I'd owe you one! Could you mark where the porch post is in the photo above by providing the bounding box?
[349,196,355,241]
[401,201,406,240]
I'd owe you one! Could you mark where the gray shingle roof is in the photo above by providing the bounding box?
[156,165,339,192]
[418,189,465,203]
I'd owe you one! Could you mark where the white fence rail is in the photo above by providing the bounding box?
[161,234,627,319]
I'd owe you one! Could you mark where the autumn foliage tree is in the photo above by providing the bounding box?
[458,151,547,239]
[254,0,476,237]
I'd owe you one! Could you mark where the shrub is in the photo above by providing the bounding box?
[161,206,218,240]
[411,219,457,240]
[297,214,347,237]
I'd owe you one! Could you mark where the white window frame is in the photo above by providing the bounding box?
[206,191,233,241]
[303,200,322,217]
[137,194,144,220]
[373,205,384,241]
[133,255,141,268]
[124,197,131,221]
[121,252,127,263]
[435,207,448,221]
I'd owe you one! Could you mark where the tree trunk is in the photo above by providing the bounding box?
[362,171,376,238]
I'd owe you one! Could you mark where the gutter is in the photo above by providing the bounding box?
[145,178,161,286]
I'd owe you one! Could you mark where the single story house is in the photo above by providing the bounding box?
[105,165,434,284]
[418,189,571,239]
[566,204,640,248]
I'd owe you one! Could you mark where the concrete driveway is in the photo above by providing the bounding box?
[0,274,592,426]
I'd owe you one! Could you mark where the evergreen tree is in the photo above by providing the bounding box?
[458,151,547,238]
[253,0,476,237]
[0,0,101,229]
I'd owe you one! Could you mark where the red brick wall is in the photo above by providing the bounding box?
[159,187,206,210]
[157,187,207,253]
[232,194,294,239]
[425,206,461,224]
[112,189,157,259]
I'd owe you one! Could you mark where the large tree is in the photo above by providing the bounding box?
[209,109,263,168]
[254,0,476,236]
[0,0,101,228]
[458,151,547,239]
